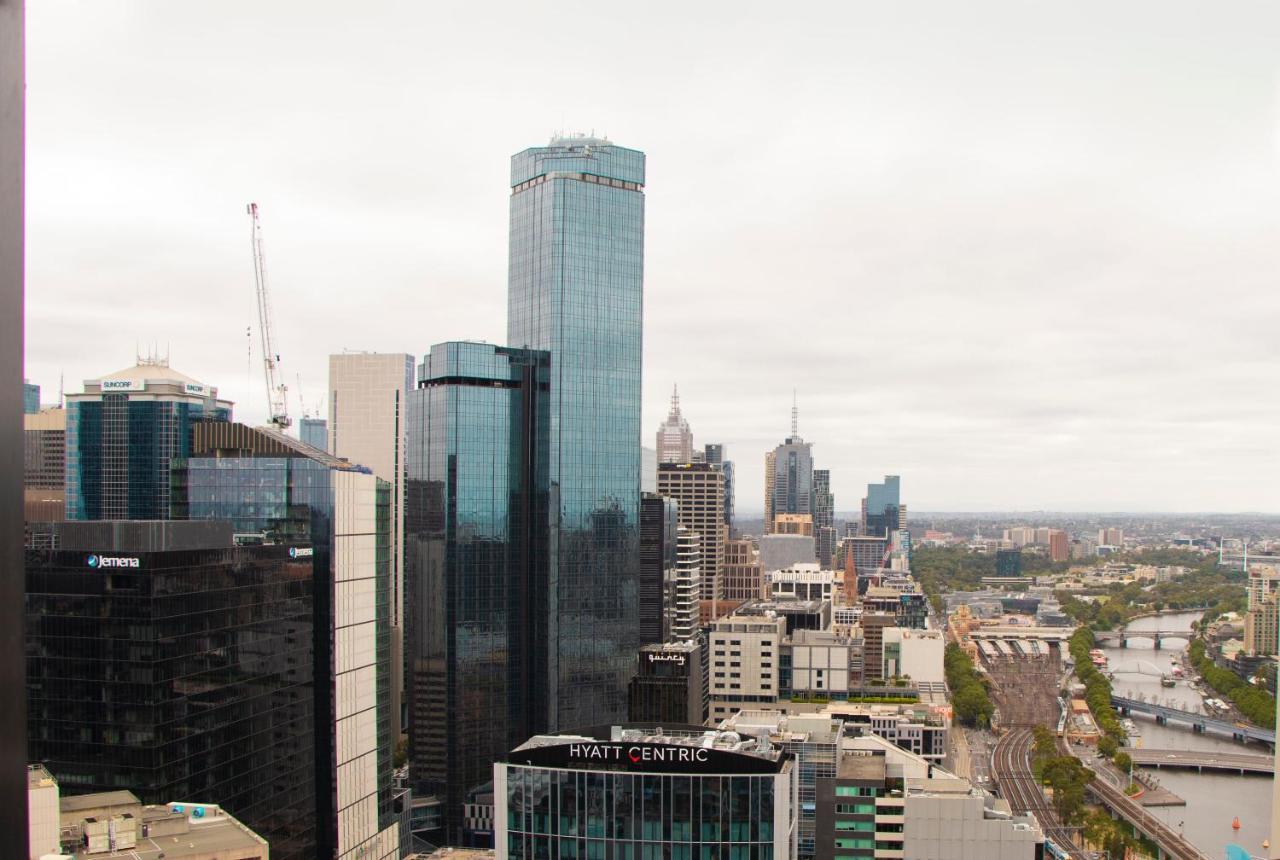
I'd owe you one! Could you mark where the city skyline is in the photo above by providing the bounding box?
[21,1,1280,513]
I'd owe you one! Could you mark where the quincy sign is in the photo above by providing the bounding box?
[510,740,781,775]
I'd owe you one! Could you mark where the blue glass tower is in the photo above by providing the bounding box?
[863,475,902,537]
[507,135,644,730]
[23,380,38,413]
[404,341,551,841]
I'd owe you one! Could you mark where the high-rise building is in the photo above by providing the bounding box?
[723,537,765,601]
[640,446,657,493]
[65,358,232,521]
[175,422,401,859]
[627,639,707,726]
[764,449,777,531]
[670,525,703,641]
[760,533,818,574]
[704,442,735,533]
[24,406,64,523]
[23,379,38,413]
[1098,527,1124,547]
[299,415,328,451]
[775,513,815,536]
[658,462,726,603]
[498,727,797,860]
[708,611,786,721]
[1246,592,1280,658]
[1048,528,1068,562]
[404,341,551,841]
[639,492,679,645]
[507,134,644,729]
[328,351,414,739]
[656,385,694,464]
[862,476,902,538]
[813,469,834,566]
[26,520,321,859]
[767,404,814,533]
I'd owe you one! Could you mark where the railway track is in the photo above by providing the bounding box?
[992,728,1086,858]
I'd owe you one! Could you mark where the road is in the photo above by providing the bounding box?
[1081,762,1209,860]
[1126,748,1272,774]
[992,728,1086,858]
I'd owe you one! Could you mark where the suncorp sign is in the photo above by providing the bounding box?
[183,382,208,396]
[100,379,144,392]
[87,554,140,569]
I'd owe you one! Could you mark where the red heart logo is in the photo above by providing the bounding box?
[629,749,641,763]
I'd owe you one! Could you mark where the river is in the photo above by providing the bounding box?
[1097,610,1272,859]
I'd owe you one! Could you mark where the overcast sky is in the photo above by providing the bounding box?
[23,1,1280,512]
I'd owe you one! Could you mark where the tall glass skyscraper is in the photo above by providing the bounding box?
[404,341,551,841]
[863,475,902,537]
[65,359,232,521]
[507,135,645,730]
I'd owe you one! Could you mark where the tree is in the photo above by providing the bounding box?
[1113,751,1132,774]
[1097,735,1118,759]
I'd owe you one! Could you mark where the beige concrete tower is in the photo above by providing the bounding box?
[329,352,414,739]
[658,461,726,603]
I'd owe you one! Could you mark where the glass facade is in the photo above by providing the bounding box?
[862,477,900,538]
[503,768,784,860]
[24,380,39,413]
[174,424,399,860]
[769,438,813,526]
[299,416,328,452]
[405,342,552,840]
[638,493,678,646]
[26,534,316,860]
[66,395,230,521]
[508,137,645,729]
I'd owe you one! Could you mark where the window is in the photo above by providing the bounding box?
[835,820,874,832]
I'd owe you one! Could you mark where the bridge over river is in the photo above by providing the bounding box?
[1126,748,1272,774]
[1112,695,1275,745]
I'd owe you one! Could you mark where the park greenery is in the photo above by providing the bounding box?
[1188,639,1277,727]
[913,545,1070,613]
[943,643,994,727]
[1068,627,1126,745]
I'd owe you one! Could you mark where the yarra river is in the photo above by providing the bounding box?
[1097,611,1271,859]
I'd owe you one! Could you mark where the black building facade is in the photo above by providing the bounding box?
[405,342,551,841]
[627,640,707,725]
[26,520,316,859]
[639,492,678,646]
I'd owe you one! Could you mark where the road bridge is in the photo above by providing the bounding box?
[1127,748,1272,775]
[1093,630,1191,649]
[1111,695,1275,745]
[1082,764,1209,860]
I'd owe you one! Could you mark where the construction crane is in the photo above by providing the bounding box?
[246,202,290,429]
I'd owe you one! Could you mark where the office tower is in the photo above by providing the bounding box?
[1098,527,1124,547]
[627,640,707,725]
[723,537,765,600]
[405,342,551,841]
[328,351,414,740]
[639,492,679,645]
[64,358,232,521]
[658,462,726,602]
[1048,528,1068,562]
[24,406,65,523]
[768,404,814,532]
[1,3,23,848]
[816,737,1044,860]
[499,727,797,860]
[507,134,644,729]
[670,525,703,641]
[708,611,786,721]
[775,512,814,535]
[860,614,898,683]
[26,520,319,859]
[849,534,889,579]
[23,379,38,413]
[813,468,833,557]
[762,451,776,535]
[299,415,328,451]
[861,475,901,537]
[996,548,1022,577]
[1248,566,1280,610]
[640,446,657,492]
[704,442,735,532]
[176,422,400,859]
[656,385,694,464]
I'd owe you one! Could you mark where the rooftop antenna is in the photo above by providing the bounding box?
[791,390,798,437]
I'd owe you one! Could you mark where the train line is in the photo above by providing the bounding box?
[992,728,1086,858]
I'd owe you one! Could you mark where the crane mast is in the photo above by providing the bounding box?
[246,202,290,430]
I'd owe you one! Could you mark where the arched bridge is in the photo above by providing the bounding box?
[1094,629,1191,649]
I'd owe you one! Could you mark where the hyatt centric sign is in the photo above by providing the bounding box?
[511,741,782,775]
